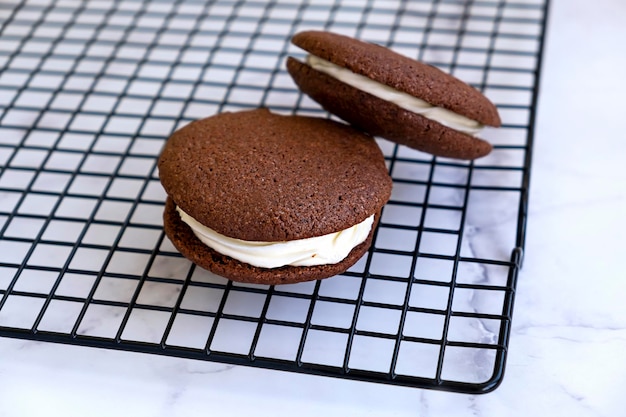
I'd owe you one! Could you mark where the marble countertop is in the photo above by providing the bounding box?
[1,0,625,416]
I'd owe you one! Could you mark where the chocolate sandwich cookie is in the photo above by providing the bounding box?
[286,31,501,160]
[158,108,392,285]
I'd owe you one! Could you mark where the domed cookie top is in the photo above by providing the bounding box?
[158,108,392,242]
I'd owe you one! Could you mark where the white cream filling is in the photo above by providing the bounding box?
[305,54,484,136]
[176,206,374,269]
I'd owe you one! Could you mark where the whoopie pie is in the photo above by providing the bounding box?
[158,108,392,285]
[287,30,501,160]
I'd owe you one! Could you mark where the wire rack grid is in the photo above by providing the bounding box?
[0,0,549,394]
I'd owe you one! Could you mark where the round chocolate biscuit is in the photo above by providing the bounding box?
[163,198,380,285]
[158,108,392,284]
[287,58,492,159]
[288,31,501,159]
[158,108,392,241]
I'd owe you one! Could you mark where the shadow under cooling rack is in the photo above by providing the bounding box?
[0,0,550,394]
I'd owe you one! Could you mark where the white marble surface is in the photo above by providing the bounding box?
[1,0,625,415]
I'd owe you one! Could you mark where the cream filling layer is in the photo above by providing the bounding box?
[305,54,483,136]
[176,206,374,269]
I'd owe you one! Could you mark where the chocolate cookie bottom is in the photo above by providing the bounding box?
[287,58,493,160]
[163,198,378,285]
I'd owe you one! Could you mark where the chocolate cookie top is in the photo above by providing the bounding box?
[291,30,501,127]
[158,109,392,242]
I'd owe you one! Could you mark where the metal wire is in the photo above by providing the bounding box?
[0,0,550,394]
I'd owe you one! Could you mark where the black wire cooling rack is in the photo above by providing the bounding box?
[0,0,549,394]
